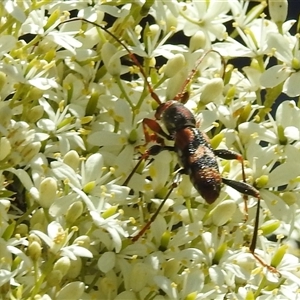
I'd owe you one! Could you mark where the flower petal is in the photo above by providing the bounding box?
[260,65,290,88]
[283,71,300,97]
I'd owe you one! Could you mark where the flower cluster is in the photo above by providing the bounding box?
[1,0,300,299]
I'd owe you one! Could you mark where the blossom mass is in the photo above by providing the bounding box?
[0,1,300,299]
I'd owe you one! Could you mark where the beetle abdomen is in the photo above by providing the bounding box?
[189,164,221,204]
[175,127,221,204]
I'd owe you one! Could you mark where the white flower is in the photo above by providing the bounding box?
[0,237,31,287]
[177,0,231,40]
[4,0,26,23]
[2,1,300,298]
[50,153,130,252]
[229,0,267,29]
[0,54,59,90]
[239,100,300,146]
[0,106,41,167]
[36,98,85,155]
[213,17,277,58]
[31,221,92,259]
[260,33,300,97]
[21,7,84,54]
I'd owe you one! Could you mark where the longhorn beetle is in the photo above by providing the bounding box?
[61,18,277,273]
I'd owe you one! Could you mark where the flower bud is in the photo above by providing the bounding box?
[9,152,23,166]
[21,142,41,162]
[98,277,118,298]
[0,104,12,128]
[164,54,185,78]
[210,200,236,226]
[0,71,6,90]
[28,233,42,244]
[66,257,82,279]
[149,56,156,68]
[101,42,121,76]
[190,31,206,52]
[56,282,85,300]
[65,201,83,223]
[47,270,63,287]
[0,137,11,160]
[200,78,224,104]
[54,257,71,277]
[28,241,42,261]
[27,87,44,102]
[128,128,138,144]
[63,150,80,171]
[260,220,281,236]
[166,68,188,100]
[164,259,181,279]
[235,252,255,272]
[15,223,28,236]
[30,208,47,228]
[129,263,148,292]
[160,230,170,251]
[149,24,160,37]
[27,105,44,123]
[271,244,288,267]
[97,251,116,273]
[269,0,288,23]
[39,177,57,208]
[281,191,297,205]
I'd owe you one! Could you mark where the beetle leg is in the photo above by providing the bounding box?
[222,178,278,274]
[123,144,175,186]
[123,118,174,186]
[214,149,248,219]
[131,168,184,242]
[143,118,173,144]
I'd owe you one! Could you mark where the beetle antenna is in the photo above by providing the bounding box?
[174,49,225,103]
[60,17,162,105]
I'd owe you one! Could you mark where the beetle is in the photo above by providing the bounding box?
[61,18,277,273]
